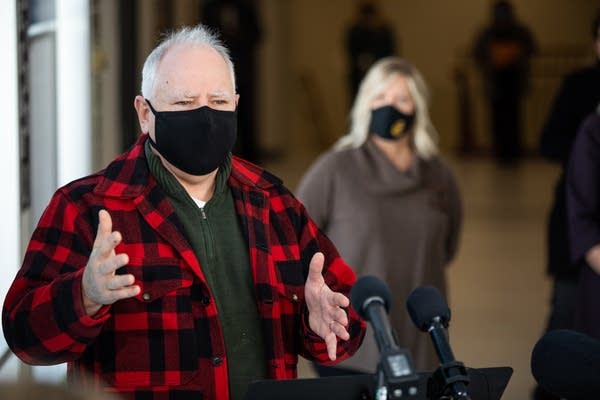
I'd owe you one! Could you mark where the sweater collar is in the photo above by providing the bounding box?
[356,139,424,194]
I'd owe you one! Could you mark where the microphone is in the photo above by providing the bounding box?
[351,276,420,398]
[406,285,470,400]
[351,275,394,353]
[531,329,600,399]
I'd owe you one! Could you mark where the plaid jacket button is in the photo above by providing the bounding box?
[211,356,223,366]
[142,292,151,301]
[201,296,211,306]
[291,294,299,302]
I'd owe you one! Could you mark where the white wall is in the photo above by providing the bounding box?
[0,0,92,382]
[56,0,92,186]
[0,0,23,381]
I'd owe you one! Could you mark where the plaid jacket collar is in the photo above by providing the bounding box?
[93,134,281,199]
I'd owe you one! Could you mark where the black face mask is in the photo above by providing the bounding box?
[146,100,237,175]
[369,105,415,140]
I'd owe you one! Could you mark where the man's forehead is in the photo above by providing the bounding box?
[159,44,227,70]
[153,46,235,96]
[157,44,231,75]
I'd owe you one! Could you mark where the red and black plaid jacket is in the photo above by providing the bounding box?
[2,134,366,400]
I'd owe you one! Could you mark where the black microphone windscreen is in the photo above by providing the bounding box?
[350,275,392,320]
[406,285,451,332]
[531,329,600,399]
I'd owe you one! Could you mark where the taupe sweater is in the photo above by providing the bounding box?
[296,139,462,372]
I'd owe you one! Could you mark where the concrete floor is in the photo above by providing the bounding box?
[264,150,561,400]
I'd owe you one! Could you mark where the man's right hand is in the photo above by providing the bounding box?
[82,209,140,316]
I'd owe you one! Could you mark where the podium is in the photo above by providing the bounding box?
[244,367,512,400]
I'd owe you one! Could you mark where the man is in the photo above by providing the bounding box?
[2,25,365,400]
[567,108,600,341]
[534,12,600,400]
[472,0,537,164]
[345,0,396,100]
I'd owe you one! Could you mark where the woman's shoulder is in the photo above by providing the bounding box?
[297,147,361,194]
[305,146,360,174]
[420,155,459,183]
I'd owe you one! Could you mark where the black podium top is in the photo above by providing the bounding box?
[244,366,512,400]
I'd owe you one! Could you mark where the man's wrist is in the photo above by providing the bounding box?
[82,290,102,316]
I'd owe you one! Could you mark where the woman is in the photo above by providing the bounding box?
[296,57,462,374]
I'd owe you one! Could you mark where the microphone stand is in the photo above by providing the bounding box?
[426,318,471,400]
[427,360,471,400]
[373,347,420,399]
[375,367,388,400]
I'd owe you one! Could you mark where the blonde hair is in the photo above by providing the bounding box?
[335,57,439,159]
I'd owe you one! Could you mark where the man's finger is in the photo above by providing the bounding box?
[325,333,337,361]
[98,253,129,275]
[96,231,123,259]
[330,291,350,308]
[307,252,325,283]
[332,307,349,327]
[107,285,141,303]
[331,322,350,341]
[106,274,136,290]
[93,210,113,248]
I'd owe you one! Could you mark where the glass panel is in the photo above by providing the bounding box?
[29,0,55,25]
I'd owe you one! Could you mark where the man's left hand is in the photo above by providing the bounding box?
[304,252,351,361]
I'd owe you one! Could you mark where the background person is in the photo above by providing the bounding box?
[534,11,600,400]
[567,107,600,342]
[472,0,537,164]
[345,0,397,101]
[296,57,462,374]
[2,25,365,400]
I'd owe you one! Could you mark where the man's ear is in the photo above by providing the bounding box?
[235,93,240,108]
[134,95,151,134]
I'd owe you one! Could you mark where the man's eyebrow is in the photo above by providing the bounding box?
[208,90,233,98]
[166,92,197,101]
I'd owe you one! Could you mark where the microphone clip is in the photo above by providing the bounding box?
[375,347,420,399]
[427,360,470,400]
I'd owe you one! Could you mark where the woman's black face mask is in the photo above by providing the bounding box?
[146,99,237,175]
[369,105,415,140]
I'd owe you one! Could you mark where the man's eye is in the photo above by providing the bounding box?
[213,100,228,105]
[175,101,192,106]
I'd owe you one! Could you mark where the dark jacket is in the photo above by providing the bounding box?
[566,113,600,339]
[540,62,600,278]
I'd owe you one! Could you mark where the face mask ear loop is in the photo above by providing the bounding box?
[145,98,158,115]
[144,99,159,145]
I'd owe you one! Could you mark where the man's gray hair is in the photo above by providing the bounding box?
[140,24,236,99]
